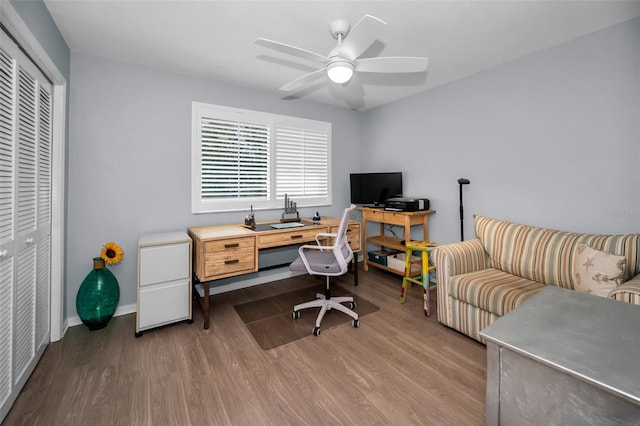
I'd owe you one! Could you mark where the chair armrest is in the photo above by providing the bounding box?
[314,232,336,238]
[314,232,337,247]
[298,243,329,252]
[433,239,491,327]
[609,273,640,305]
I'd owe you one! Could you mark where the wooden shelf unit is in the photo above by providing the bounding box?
[359,207,435,276]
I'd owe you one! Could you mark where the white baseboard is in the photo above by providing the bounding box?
[66,303,137,328]
[66,267,305,329]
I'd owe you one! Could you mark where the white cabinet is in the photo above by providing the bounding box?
[136,232,192,336]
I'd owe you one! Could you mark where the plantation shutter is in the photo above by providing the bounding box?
[275,124,329,200]
[200,117,270,200]
[0,29,52,422]
[192,102,331,213]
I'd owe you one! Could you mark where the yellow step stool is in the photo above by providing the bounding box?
[400,240,437,317]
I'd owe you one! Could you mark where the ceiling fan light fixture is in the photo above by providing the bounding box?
[326,60,354,84]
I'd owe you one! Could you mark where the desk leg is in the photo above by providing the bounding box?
[423,214,429,242]
[203,281,210,330]
[353,257,358,286]
[405,220,411,246]
[362,218,369,272]
[193,276,212,331]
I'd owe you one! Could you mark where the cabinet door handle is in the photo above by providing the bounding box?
[25,237,34,245]
[0,250,7,258]
[224,243,239,249]
[290,235,303,240]
[224,259,239,265]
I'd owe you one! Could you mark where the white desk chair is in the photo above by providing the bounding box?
[290,205,359,336]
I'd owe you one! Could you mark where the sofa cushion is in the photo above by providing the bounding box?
[573,243,626,298]
[449,268,545,316]
[579,234,640,283]
[475,215,640,289]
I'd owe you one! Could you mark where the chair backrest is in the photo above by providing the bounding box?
[335,204,357,251]
[331,205,357,267]
[291,204,357,277]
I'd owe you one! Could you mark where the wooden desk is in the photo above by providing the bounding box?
[188,217,361,329]
[359,207,435,276]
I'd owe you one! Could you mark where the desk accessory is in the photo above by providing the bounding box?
[280,194,300,222]
[243,205,256,229]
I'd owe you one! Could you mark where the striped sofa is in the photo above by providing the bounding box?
[434,215,640,343]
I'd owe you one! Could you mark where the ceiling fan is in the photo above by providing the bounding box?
[255,14,429,92]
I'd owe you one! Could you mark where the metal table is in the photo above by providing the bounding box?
[480,285,640,425]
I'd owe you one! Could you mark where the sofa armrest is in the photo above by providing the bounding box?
[433,239,491,326]
[434,238,490,278]
[609,274,640,305]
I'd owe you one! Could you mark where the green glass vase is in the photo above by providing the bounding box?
[76,257,120,330]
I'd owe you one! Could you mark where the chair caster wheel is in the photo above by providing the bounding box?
[292,310,301,319]
[313,327,321,336]
[348,301,356,309]
[352,319,360,328]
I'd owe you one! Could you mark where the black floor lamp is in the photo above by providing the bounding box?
[458,178,470,241]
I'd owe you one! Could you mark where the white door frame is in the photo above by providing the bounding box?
[1,1,67,341]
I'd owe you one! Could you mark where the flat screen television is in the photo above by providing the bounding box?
[350,172,403,206]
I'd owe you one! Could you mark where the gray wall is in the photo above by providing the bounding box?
[12,0,640,320]
[364,17,640,244]
[67,53,364,313]
[9,0,70,78]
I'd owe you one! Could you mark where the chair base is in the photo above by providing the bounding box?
[293,292,359,335]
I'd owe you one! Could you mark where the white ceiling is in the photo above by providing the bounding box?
[44,0,640,111]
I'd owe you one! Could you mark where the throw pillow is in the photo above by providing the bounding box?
[573,243,626,298]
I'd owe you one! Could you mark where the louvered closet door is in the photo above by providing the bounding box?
[0,30,52,422]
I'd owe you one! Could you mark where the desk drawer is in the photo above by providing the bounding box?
[363,209,385,222]
[139,242,190,286]
[364,209,406,226]
[330,223,361,252]
[203,237,256,277]
[382,211,406,226]
[258,227,323,249]
[138,279,190,330]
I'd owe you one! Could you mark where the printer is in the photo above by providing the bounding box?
[384,197,430,212]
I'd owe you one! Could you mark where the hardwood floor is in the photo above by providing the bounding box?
[3,267,486,425]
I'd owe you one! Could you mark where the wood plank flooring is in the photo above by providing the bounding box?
[3,267,486,425]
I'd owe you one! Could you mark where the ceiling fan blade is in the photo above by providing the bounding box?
[355,57,429,73]
[279,68,326,92]
[338,15,386,61]
[256,38,329,64]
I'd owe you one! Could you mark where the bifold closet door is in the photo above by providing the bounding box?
[0,29,52,422]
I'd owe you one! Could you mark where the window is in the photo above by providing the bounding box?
[192,103,331,213]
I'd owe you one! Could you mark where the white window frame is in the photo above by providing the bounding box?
[192,102,332,213]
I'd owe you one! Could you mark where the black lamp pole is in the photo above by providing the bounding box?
[458,178,470,241]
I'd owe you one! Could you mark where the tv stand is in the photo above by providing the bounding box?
[359,207,435,276]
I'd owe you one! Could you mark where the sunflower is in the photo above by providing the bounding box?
[101,241,124,265]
